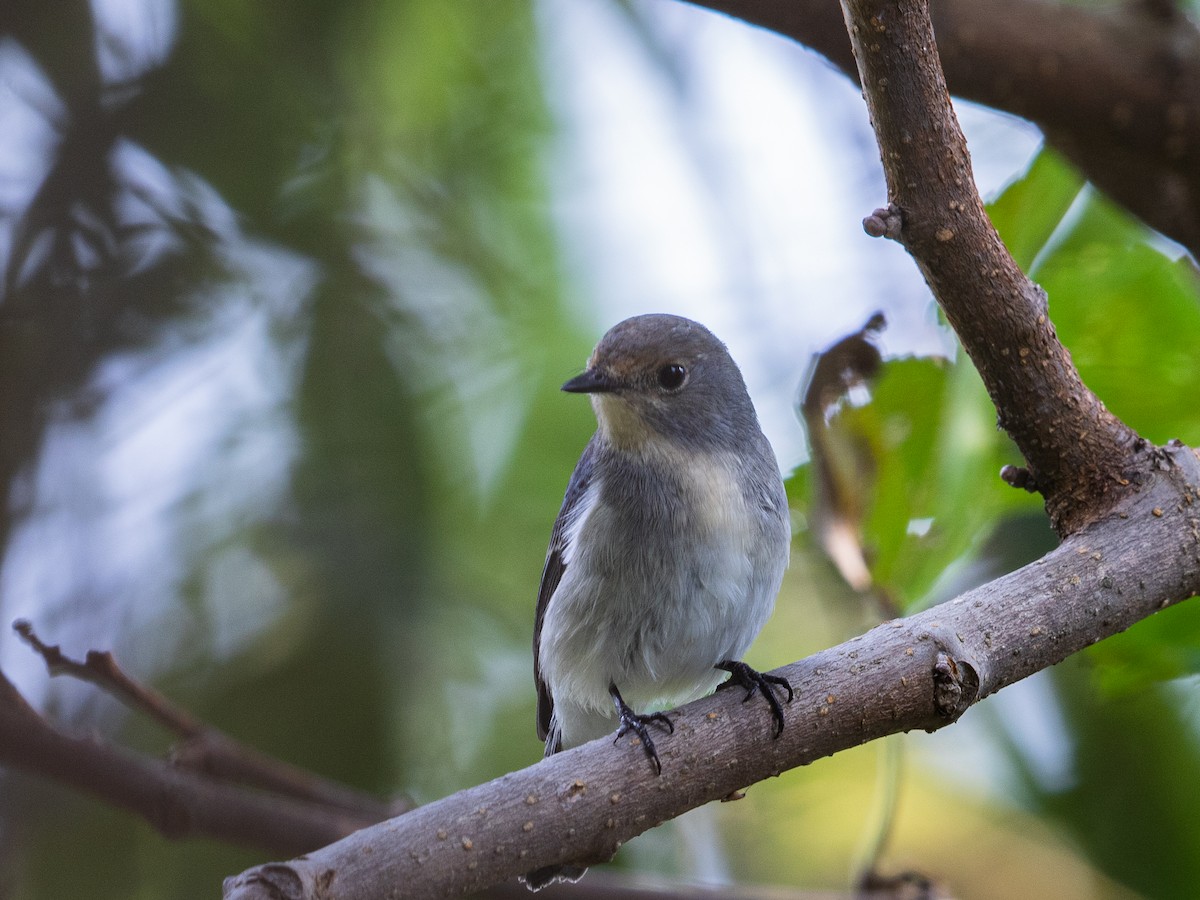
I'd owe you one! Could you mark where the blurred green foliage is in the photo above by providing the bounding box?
[802,146,1200,900]
[2,2,1200,899]
[796,353,1040,611]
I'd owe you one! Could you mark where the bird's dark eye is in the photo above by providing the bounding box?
[657,363,687,391]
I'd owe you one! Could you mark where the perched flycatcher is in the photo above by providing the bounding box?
[522,314,791,890]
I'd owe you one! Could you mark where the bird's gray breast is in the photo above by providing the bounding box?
[538,440,789,715]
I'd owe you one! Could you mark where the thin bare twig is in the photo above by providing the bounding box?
[11,620,405,822]
[0,666,378,856]
[14,618,205,734]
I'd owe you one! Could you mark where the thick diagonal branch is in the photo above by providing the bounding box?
[223,446,1200,898]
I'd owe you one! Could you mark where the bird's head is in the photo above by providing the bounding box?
[562,314,757,453]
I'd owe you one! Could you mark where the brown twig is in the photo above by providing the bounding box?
[13,618,205,734]
[11,619,405,821]
[0,667,378,856]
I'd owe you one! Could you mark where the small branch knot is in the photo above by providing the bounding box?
[932,652,978,720]
[223,864,306,900]
[862,204,903,240]
[1000,464,1040,493]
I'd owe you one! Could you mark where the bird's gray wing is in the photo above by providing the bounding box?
[534,437,599,744]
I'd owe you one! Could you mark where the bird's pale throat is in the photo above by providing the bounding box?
[593,394,659,451]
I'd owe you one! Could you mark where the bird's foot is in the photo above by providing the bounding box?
[609,683,673,775]
[715,660,793,737]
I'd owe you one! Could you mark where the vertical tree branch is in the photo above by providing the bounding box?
[839,0,1143,534]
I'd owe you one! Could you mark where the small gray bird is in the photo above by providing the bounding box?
[522,314,791,890]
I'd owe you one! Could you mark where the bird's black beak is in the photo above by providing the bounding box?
[561,369,619,394]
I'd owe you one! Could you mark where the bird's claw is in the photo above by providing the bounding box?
[716,660,792,737]
[609,684,673,775]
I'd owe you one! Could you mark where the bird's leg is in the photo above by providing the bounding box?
[609,682,673,775]
[715,660,793,737]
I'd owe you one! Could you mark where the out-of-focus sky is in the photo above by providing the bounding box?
[539,0,1040,470]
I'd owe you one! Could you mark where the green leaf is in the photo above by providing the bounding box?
[1036,194,1200,446]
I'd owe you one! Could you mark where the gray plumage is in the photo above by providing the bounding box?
[523,314,790,891]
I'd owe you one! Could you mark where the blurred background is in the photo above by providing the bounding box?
[2,0,1200,897]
